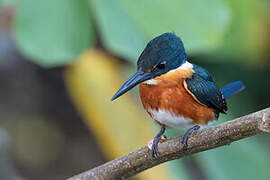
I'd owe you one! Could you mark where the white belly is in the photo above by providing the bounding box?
[148,109,194,130]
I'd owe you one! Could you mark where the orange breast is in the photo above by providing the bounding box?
[139,68,215,126]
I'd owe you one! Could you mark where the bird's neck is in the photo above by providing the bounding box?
[143,61,194,85]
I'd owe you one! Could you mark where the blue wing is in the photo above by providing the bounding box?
[185,65,227,115]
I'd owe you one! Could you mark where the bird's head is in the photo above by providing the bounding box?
[111,32,187,101]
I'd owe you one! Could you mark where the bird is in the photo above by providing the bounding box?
[111,32,245,158]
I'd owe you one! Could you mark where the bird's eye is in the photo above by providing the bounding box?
[156,61,166,69]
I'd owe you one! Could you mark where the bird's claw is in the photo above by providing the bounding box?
[148,134,167,158]
[148,126,166,158]
[181,125,200,149]
[147,139,159,158]
[181,137,188,149]
[152,142,159,158]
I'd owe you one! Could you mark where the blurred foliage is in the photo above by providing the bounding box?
[196,137,270,180]
[10,117,64,168]
[0,0,269,180]
[216,0,270,64]
[119,0,230,54]
[7,0,270,66]
[14,0,94,66]
[90,0,147,61]
[0,0,16,5]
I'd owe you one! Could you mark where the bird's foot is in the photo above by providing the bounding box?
[181,125,200,149]
[152,138,159,159]
[147,127,166,158]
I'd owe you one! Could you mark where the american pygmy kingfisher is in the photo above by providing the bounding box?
[111,32,245,158]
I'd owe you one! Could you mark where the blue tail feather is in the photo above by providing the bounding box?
[221,81,245,99]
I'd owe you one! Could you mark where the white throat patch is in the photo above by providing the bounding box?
[143,79,159,85]
[170,61,193,72]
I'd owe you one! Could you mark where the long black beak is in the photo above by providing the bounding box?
[111,68,153,101]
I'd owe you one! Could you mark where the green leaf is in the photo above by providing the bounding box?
[119,0,231,54]
[90,0,147,62]
[215,0,270,63]
[14,0,94,67]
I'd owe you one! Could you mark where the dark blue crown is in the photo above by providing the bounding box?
[137,32,187,72]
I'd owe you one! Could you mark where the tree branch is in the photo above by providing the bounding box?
[67,108,270,180]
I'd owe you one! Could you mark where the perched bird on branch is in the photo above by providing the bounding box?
[111,32,245,158]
